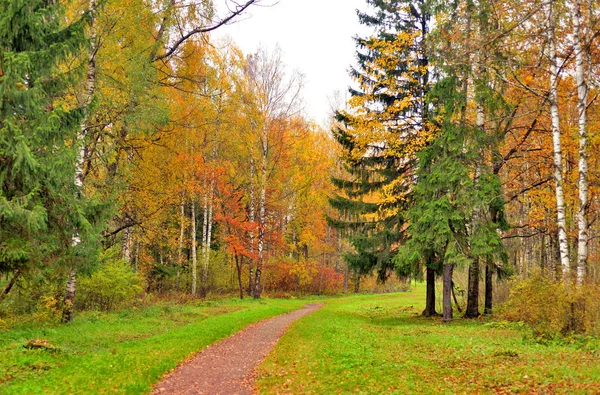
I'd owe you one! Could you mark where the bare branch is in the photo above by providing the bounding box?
[153,0,259,62]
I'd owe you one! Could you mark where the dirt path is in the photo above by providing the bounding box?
[152,303,323,394]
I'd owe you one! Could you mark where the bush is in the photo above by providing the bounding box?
[76,261,143,312]
[500,272,600,339]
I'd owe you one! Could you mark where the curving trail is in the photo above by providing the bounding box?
[152,303,323,394]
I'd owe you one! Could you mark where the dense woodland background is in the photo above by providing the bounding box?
[1,0,599,335]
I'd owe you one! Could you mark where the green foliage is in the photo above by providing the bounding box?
[76,251,143,311]
[0,0,91,277]
[500,273,600,339]
[329,0,432,282]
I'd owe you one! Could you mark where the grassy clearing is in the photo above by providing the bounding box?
[0,297,307,394]
[257,286,600,394]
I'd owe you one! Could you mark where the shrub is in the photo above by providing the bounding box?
[76,261,143,312]
[500,272,600,339]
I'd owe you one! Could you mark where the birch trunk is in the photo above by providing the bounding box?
[200,183,209,297]
[203,183,215,297]
[248,158,256,298]
[191,201,198,296]
[546,0,571,280]
[572,0,589,286]
[62,0,97,323]
[176,191,185,291]
[254,146,267,299]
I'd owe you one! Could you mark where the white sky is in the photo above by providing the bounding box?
[213,0,371,126]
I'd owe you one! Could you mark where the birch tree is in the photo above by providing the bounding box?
[545,0,571,280]
[245,47,303,299]
[571,0,590,285]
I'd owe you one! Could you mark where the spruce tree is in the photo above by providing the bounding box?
[330,0,435,305]
[0,1,89,302]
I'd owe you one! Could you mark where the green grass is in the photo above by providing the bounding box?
[257,286,600,394]
[0,297,306,394]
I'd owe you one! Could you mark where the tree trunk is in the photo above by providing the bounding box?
[235,255,244,299]
[254,133,268,299]
[465,259,480,318]
[204,182,214,293]
[572,0,589,286]
[0,270,21,304]
[451,281,462,313]
[191,201,198,296]
[248,267,254,298]
[354,274,361,293]
[484,261,493,315]
[253,266,262,299]
[442,263,454,323]
[248,159,256,298]
[422,266,437,317]
[63,0,97,323]
[546,0,571,281]
[343,261,349,293]
[200,185,209,297]
[61,269,77,323]
[176,192,185,291]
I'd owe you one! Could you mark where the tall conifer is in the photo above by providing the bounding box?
[0,1,89,300]
[330,0,435,305]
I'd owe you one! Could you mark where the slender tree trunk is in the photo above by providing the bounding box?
[235,255,244,299]
[442,263,454,323]
[484,261,493,315]
[546,0,571,281]
[204,190,214,295]
[572,0,589,286]
[254,134,268,299]
[191,201,198,296]
[62,269,77,323]
[343,261,349,293]
[248,267,254,298]
[354,274,361,293]
[0,270,21,304]
[200,181,209,297]
[451,281,462,313]
[422,266,438,317]
[176,191,185,291]
[62,0,97,323]
[122,226,133,263]
[248,158,256,298]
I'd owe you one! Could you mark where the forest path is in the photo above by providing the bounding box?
[151,303,323,394]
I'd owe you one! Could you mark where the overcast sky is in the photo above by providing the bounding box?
[213,0,371,126]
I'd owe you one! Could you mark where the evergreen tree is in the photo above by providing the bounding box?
[396,0,509,321]
[0,1,91,302]
[329,0,435,305]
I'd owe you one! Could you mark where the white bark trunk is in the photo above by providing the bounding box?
[176,191,185,290]
[572,0,589,286]
[546,0,571,280]
[191,201,198,295]
[63,0,97,323]
[255,129,268,298]
[248,157,256,297]
[201,179,209,294]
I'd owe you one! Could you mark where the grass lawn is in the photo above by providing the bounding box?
[257,286,600,394]
[0,297,307,394]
